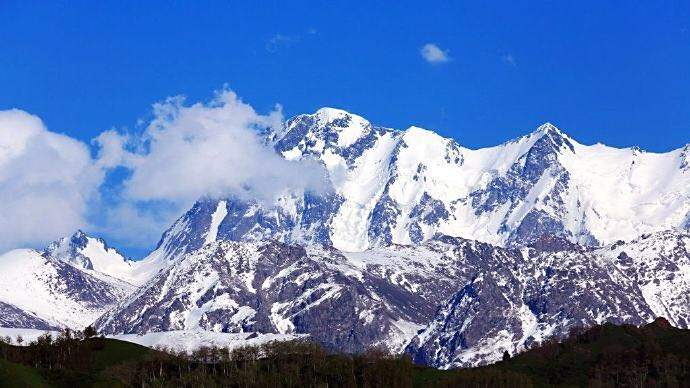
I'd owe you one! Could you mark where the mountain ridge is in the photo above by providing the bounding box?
[1,109,690,370]
[152,108,690,259]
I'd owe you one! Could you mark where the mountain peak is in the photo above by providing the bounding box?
[313,107,354,121]
[277,107,375,154]
[45,230,92,256]
[311,108,372,139]
[43,230,135,282]
[70,229,90,247]
[67,230,116,253]
[527,122,575,154]
[535,122,567,138]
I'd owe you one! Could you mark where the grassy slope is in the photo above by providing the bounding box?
[0,338,155,388]
[0,358,48,388]
[88,338,152,370]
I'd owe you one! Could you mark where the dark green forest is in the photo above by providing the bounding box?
[0,318,689,387]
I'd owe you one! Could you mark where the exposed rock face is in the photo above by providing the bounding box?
[406,231,690,368]
[0,301,59,331]
[90,230,690,368]
[3,213,690,370]
[680,144,690,171]
[600,230,690,328]
[152,194,342,263]
[44,230,96,270]
[95,240,451,353]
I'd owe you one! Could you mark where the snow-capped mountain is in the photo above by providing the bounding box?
[0,246,131,329]
[154,108,690,258]
[44,230,136,285]
[275,110,690,249]
[85,108,690,366]
[94,228,690,368]
[1,108,690,370]
[44,230,168,286]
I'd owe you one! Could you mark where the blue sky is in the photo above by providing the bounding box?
[2,1,689,151]
[1,1,689,256]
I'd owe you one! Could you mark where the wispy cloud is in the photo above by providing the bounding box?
[266,34,298,53]
[420,43,451,64]
[502,53,517,66]
[266,29,319,53]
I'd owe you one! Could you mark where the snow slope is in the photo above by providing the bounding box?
[112,331,306,353]
[157,109,690,256]
[0,328,60,344]
[0,327,303,354]
[0,249,130,329]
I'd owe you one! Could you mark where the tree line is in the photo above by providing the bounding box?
[1,320,689,387]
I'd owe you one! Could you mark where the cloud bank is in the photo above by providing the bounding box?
[0,110,103,252]
[104,89,329,205]
[0,88,330,254]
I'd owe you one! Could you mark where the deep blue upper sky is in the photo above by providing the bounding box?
[1,1,689,151]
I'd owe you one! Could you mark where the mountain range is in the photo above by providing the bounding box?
[1,108,690,368]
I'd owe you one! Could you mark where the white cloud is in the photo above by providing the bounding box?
[97,89,332,250]
[107,88,330,206]
[0,110,104,252]
[94,129,132,169]
[0,88,331,254]
[420,43,451,64]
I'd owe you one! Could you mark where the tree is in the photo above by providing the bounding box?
[502,350,511,362]
[36,333,52,346]
[59,328,73,341]
[15,335,23,346]
[83,325,98,339]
